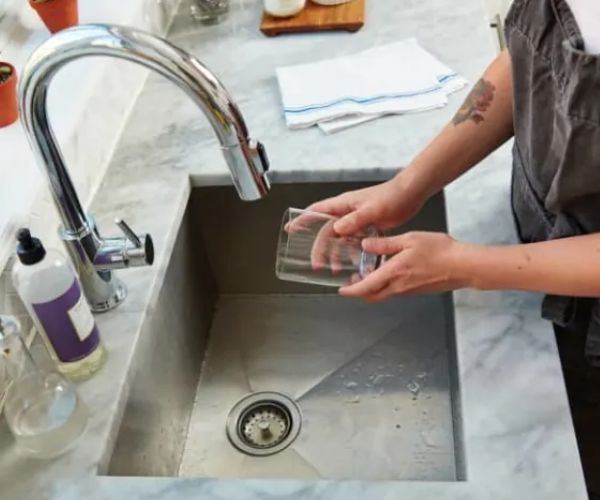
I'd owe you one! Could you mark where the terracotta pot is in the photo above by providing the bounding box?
[29,0,79,34]
[0,63,18,128]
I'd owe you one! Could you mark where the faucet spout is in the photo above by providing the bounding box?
[18,24,270,312]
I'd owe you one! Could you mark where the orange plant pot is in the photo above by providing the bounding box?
[29,0,79,34]
[0,63,18,128]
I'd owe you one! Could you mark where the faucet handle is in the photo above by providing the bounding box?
[116,219,142,248]
[93,219,154,271]
[252,140,270,173]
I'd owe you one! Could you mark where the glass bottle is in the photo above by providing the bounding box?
[190,0,230,25]
[0,315,88,458]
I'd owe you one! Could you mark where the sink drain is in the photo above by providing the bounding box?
[226,392,302,456]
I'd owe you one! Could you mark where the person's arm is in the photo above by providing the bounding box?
[461,235,600,297]
[401,49,514,201]
[337,232,600,301]
[311,50,515,237]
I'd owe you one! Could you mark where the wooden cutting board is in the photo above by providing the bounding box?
[261,0,365,37]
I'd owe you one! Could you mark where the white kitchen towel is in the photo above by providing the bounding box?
[318,60,468,134]
[318,40,468,134]
[276,38,468,130]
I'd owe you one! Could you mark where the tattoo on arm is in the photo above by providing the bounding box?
[452,78,496,125]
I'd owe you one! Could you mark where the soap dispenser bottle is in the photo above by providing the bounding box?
[11,228,106,381]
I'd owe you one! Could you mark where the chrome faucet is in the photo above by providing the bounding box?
[18,24,270,312]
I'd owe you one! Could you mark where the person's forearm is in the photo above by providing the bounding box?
[458,234,600,297]
[399,50,514,200]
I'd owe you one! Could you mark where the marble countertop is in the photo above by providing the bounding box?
[0,0,588,499]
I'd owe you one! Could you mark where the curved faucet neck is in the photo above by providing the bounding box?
[17,24,269,312]
[19,24,270,236]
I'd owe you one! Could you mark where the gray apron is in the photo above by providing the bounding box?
[505,2,600,496]
[505,0,600,365]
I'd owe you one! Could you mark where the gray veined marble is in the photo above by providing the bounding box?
[0,0,588,499]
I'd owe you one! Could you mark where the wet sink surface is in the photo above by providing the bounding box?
[107,182,463,481]
[181,293,456,480]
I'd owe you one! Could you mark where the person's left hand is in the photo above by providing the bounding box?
[339,231,468,301]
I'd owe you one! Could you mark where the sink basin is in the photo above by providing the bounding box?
[106,181,464,481]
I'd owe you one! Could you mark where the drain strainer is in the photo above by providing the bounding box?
[226,392,302,456]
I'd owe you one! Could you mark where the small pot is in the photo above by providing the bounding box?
[311,0,353,4]
[264,0,306,17]
[0,63,18,128]
[29,0,79,34]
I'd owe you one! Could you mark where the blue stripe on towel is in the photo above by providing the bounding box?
[437,73,458,84]
[284,73,460,114]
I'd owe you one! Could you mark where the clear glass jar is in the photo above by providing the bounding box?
[189,0,230,25]
[0,315,88,458]
[276,208,382,287]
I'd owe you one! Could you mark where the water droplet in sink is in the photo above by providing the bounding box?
[416,371,427,380]
[344,394,360,404]
[372,374,386,385]
[344,381,358,389]
[407,380,420,397]
[419,429,439,448]
[352,367,359,374]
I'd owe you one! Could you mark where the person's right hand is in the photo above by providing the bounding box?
[307,174,428,236]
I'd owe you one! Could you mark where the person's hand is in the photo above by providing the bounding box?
[307,174,428,236]
[309,219,356,274]
[339,231,468,301]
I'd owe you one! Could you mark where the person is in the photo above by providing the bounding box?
[309,0,600,497]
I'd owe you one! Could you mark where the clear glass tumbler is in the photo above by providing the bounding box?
[0,315,88,459]
[276,208,382,287]
[189,0,230,24]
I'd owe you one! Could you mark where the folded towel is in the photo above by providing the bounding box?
[319,51,468,134]
[276,38,468,131]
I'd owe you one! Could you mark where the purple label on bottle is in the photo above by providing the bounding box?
[32,280,100,363]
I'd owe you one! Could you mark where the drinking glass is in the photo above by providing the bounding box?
[189,0,229,24]
[0,315,88,459]
[276,208,382,287]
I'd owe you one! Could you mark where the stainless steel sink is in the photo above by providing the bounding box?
[106,181,464,481]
